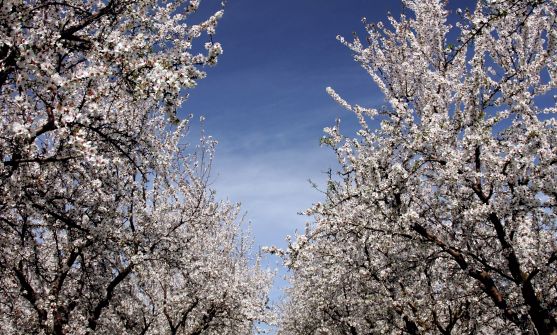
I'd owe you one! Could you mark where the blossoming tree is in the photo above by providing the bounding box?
[0,0,271,334]
[280,0,557,334]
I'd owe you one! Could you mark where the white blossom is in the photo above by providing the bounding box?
[0,0,271,334]
[280,1,557,334]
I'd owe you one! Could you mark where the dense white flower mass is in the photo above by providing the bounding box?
[0,0,271,334]
[280,0,557,334]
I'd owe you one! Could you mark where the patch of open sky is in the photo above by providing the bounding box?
[179,0,406,330]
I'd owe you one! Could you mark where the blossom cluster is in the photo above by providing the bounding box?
[280,1,557,334]
[0,0,271,334]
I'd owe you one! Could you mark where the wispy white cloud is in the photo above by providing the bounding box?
[212,144,335,248]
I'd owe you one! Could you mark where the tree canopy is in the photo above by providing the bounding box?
[0,0,271,333]
[280,0,557,334]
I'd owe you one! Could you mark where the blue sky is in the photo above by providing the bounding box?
[184,0,401,242]
[180,0,403,309]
